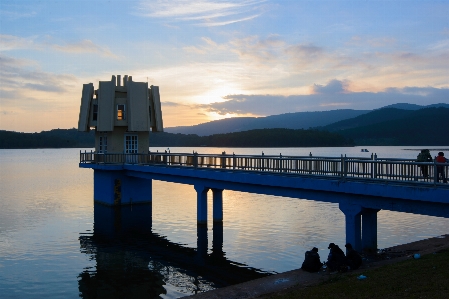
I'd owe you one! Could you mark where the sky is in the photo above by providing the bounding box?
[1,0,448,133]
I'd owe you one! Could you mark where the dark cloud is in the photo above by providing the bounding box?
[0,54,73,93]
[312,79,348,94]
[204,80,449,116]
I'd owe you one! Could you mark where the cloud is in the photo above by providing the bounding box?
[23,83,66,93]
[201,80,449,116]
[0,54,82,132]
[0,6,36,20]
[0,35,117,58]
[138,0,266,26]
[312,79,349,94]
[162,101,183,107]
[230,35,286,65]
[0,34,36,51]
[50,39,117,58]
[0,54,75,105]
[198,13,261,27]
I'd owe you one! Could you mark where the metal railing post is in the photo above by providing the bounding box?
[434,159,438,184]
[193,152,198,168]
[280,153,283,172]
[309,152,312,174]
[342,155,348,178]
[221,151,226,169]
[233,153,236,170]
[261,151,265,171]
[374,154,378,179]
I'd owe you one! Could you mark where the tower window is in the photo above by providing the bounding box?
[117,104,125,120]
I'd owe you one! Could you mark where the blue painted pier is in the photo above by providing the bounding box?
[80,151,449,253]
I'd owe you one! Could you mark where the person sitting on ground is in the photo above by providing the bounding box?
[344,243,362,270]
[326,243,346,272]
[301,247,322,273]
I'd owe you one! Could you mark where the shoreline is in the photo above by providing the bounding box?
[185,234,449,299]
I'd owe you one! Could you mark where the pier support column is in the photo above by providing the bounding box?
[339,203,363,252]
[94,170,152,205]
[362,208,380,252]
[211,188,223,222]
[194,185,210,224]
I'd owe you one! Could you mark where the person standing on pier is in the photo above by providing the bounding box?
[436,152,448,183]
[417,149,432,178]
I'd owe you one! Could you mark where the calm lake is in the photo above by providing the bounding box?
[1,146,448,298]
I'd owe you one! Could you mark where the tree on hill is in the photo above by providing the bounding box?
[337,107,449,145]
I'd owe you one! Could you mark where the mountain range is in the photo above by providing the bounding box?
[1,103,448,148]
[164,103,449,136]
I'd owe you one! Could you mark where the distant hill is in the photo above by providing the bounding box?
[2,103,448,149]
[165,109,370,136]
[150,129,353,147]
[380,102,449,110]
[0,129,94,149]
[319,108,414,132]
[0,128,352,148]
[165,103,449,136]
[335,107,449,145]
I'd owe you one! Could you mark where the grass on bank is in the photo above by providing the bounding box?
[268,249,449,299]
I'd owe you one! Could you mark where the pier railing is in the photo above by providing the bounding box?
[80,151,449,186]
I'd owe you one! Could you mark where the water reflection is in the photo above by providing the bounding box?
[78,204,270,298]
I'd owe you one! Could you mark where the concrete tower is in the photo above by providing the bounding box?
[77,75,163,154]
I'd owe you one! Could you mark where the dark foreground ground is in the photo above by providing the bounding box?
[186,234,449,299]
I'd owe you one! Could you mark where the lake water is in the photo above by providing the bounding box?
[1,146,448,298]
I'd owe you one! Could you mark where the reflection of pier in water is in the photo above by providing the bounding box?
[78,204,271,298]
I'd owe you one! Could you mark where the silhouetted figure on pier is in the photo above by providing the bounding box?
[436,152,448,183]
[326,243,346,272]
[344,243,362,270]
[301,247,322,273]
[417,149,432,178]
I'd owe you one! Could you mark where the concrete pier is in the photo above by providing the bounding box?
[82,153,449,253]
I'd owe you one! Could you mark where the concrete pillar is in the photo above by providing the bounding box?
[362,208,380,252]
[339,202,363,252]
[194,185,209,224]
[94,170,152,205]
[211,188,223,222]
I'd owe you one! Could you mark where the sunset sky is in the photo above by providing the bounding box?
[1,0,448,133]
